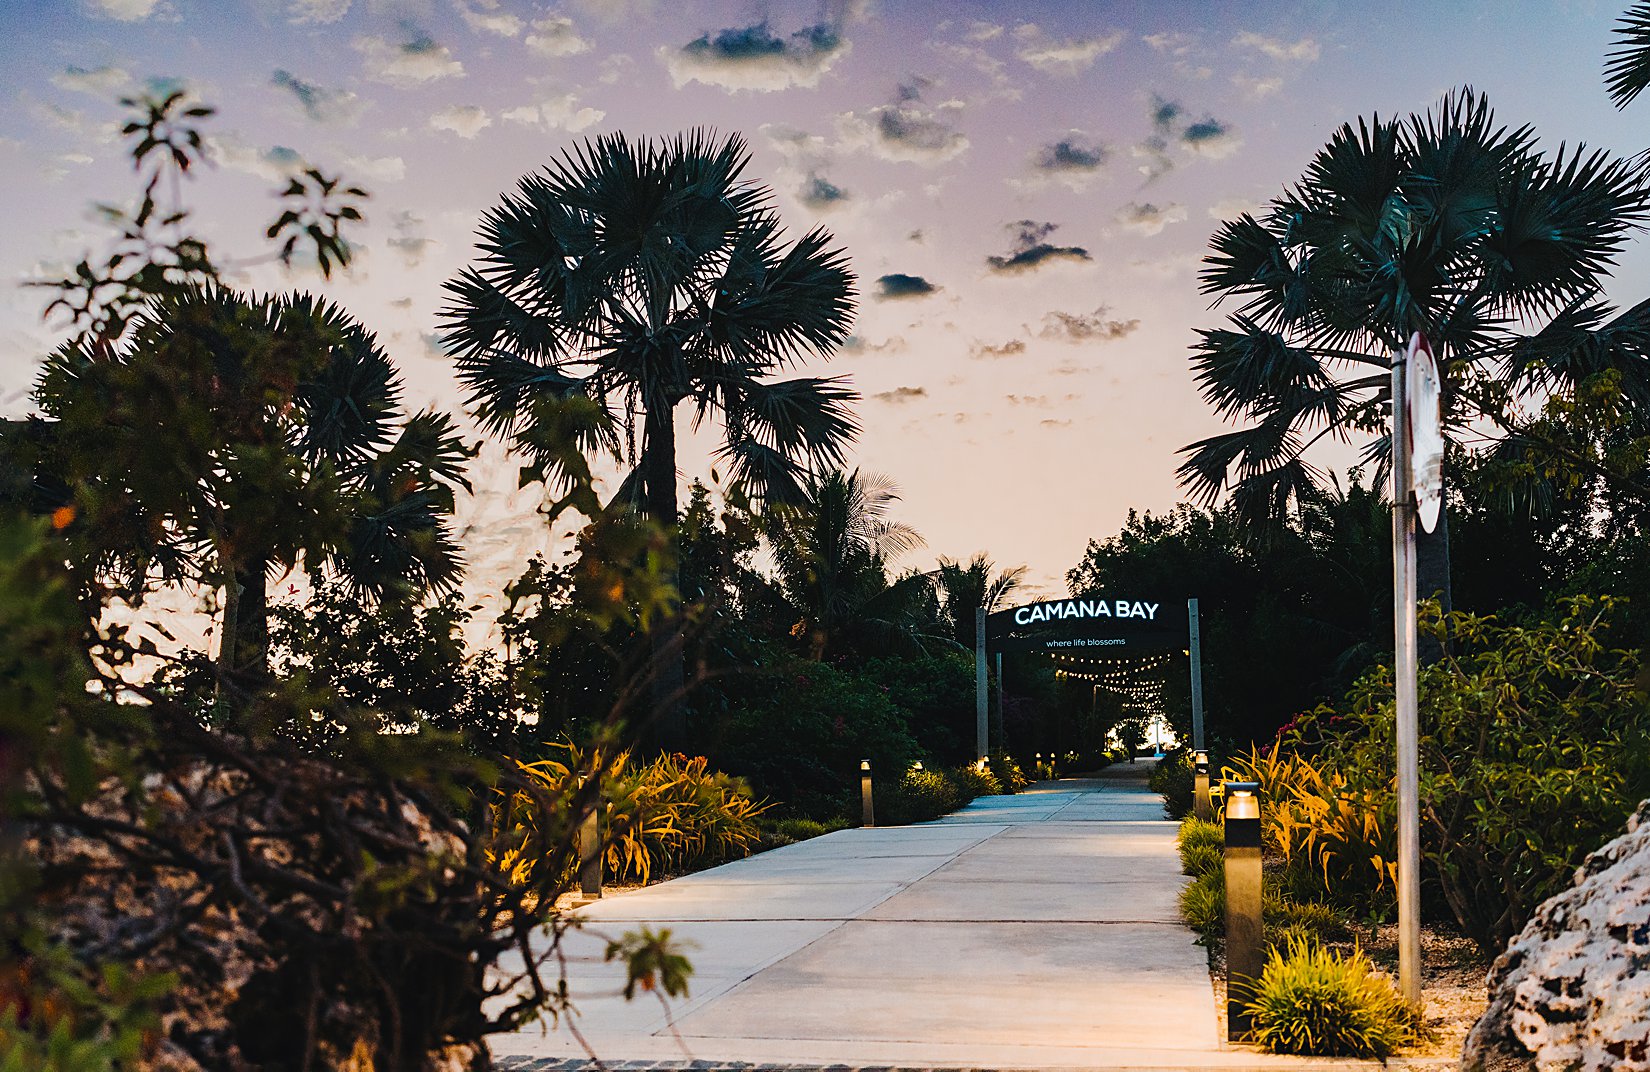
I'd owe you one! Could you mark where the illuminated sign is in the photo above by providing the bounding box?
[1012,599,1160,625]
[986,596,1180,654]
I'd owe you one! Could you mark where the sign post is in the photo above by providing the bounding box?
[975,606,989,762]
[1392,331,1440,1008]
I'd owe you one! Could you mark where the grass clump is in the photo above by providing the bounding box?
[1240,935,1419,1058]
[1178,869,1224,934]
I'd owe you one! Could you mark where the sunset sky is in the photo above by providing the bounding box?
[3,0,1647,615]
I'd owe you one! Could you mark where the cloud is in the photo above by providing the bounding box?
[85,0,165,19]
[211,134,307,182]
[1182,117,1240,157]
[1233,73,1283,100]
[1207,195,1262,221]
[1116,201,1188,236]
[1038,308,1140,342]
[387,210,434,266]
[525,15,592,57]
[287,0,348,23]
[52,66,131,96]
[272,70,361,124]
[972,339,1027,359]
[1231,31,1319,62]
[341,153,406,184]
[1133,94,1240,180]
[354,28,464,85]
[875,273,938,300]
[872,386,927,403]
[430,103,491,138]
[599,54,635,83]
[986,220,1090,274]
[663,21,849,92]
[965,21,1003,41]
[1143,31,1194,55]
[501,93,604,133]
[456,1,522,36]
[842,334,908,354]
[1022,131,1107,189]
[35,101,120,143]
[838,79,968,164]
[801,173,849,207]
[1012,23,1124,73]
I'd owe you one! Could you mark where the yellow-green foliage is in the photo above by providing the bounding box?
[1179,869,1224,933]
[1241,935,1418,1058]
[492,744,769,887]
[1177,816,1223,875]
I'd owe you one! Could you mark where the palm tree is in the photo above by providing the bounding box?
[439,131,858,746]
[1180,87,1650,612]
[33,285,469,684]
[768,469,946,661]
[1606,3,1650,108]
[935,553,1028,647]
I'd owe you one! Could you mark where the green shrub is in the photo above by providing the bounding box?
[1267,897,1350,942]
[1181,841,1223,879]
[1177,816,1222,855]
[771,818,830,841]
[987,751,1027,794]
[1179,869,1224,934]
[949,763,1002,799]
[881,768,963,824]
[1151,747,1195,818]
[1241,936,1418,1057]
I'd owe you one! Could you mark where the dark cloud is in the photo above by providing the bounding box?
[986,220,1091,274]
[665,21,848,91]
[875,273,939,300]
[972,339,1027,359]
[872,386,928,403]
[1135,95,1240,179]
[1183,118,1230,145]
[801,173,848,207]
[1035,137,1106,172]
[846,79,968,163]
[1039,309,1140,342]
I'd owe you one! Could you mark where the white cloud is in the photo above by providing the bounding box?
[341,153,406,184]
[1143,31,1194,55]
[1207,195,1263,221]
[387,210,435,266]
[525,14,592,57]
[35,101,120,144]
[1233,73,1283,100]
[1012,23,1124,73]
[210,134,307,182]
[965,21,1003,41]
[456,1,522,36]
[501,94,604,133]
[354,31,465,85]
[430,103,491,138]
[1116,201,1187,236]
[598,53,634,84]
[51,66,132,96]
[272,70,362,124]
[1231,31,1319,62]
[85,0,165,20]
[287,0,349,23]
[837,80,968,165]
[661,22,849,92]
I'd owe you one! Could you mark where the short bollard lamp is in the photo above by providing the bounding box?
[578,781,603,900]
[1223,781,1262,1039]
[860,759,875,828]
[1193,749,1212,821]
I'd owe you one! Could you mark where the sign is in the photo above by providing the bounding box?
[985,597,1182,654]
[1406,332,1444,533]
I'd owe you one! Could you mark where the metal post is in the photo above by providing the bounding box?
[975,607,989,762]
[1223,781,1263,1039]
[578,786,602,900]
[1188,598,1205,752]
[860,759,875,827]
[1391,353,1422,1007]
[1193,749,1211,821]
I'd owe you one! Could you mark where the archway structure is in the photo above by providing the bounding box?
[973,597,1206,763]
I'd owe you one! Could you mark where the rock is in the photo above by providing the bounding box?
[1463,800,1650,1071]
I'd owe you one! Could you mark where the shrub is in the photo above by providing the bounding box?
[881,768,963,824]
[1181,841,1223,879]
[1241,936,1418,1057]
[949,762,1002,799]
[1151,747,1195,818]
[1179,869,1225,934]
[1266,896,1351,943]
[987,751,1028,794]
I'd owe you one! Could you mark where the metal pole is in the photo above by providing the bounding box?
[860,759,875,827]
[994,651,1005,754]
[1223,781,1263,1039]
[1392,352,1422,1007]
[975,606,989,762]
[1188,597,1205,752]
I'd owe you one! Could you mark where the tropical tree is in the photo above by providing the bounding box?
[935,552,1028,647]
[439,130,858,745]
[1179,87,1650,610]
[769,468,946,660]
[30,285,470,684]
[1607,3,1650,108]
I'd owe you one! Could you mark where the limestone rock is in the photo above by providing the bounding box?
[1463,800,1650,1071]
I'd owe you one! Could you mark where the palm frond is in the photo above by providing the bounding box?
[1606,2,1650,108]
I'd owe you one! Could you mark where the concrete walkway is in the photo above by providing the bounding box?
[492,763,1390,1070]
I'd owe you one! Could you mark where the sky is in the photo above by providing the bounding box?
[2,0,1648,623]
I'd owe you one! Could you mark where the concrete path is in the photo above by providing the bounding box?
[492,763,1389,1070]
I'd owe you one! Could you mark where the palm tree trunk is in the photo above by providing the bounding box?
[1416,506,1451,663]
[642,403,687,750]
[231,560,270,681]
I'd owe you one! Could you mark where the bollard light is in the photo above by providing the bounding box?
[578,778,603,900]
[912,760,924,772]
[860,759,875,828]
[1223,780,1263,1039]
[1193,749,1212,821]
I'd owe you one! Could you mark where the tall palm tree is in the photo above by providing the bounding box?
[33,285,469,683]
[936,553,1028,647]
[768,469,945,661]
[439,131,858,745]
[1180,87,1650,611]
